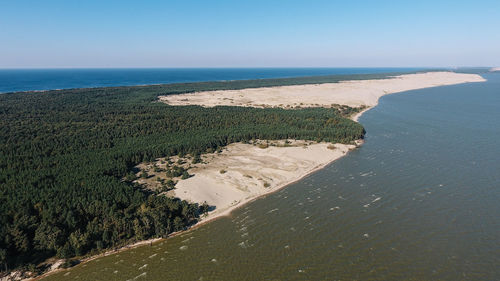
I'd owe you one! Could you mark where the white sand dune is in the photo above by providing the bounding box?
[160,72,484,110]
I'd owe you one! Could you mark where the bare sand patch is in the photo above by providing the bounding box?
[171,140,357,220]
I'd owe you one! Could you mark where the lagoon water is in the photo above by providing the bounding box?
[45,73,499,280]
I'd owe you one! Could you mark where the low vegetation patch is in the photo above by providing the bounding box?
[258,143,269,149]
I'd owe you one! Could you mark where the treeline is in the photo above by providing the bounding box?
[0,75,365,272]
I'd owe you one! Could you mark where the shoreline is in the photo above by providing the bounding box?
[156,71,484,228]
[178,141,360,224]
[30,71,485,281]
[31,142,359,281]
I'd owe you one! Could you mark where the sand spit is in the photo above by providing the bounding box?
[172,141,357,221]
[159,72,485,109]
[158,71,484,220]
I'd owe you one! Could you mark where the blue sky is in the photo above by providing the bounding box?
[1,0,499,68]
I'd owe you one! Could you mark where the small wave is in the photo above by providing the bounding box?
[127,272,147,280]
[138,264,148,270]
[266,208,279,214]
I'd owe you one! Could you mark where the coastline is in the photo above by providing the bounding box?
[29,71,485,281]
[157,71,484,227]
[30,142,358,281]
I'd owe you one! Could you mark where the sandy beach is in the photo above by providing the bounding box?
[158,71,485,222]
[172,141,357,220]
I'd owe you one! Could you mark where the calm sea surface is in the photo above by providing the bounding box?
[42,72,500,280]
[0,68,422,93]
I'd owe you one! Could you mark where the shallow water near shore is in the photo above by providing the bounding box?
[44,73,500,281]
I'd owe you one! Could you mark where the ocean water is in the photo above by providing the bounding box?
[0,68,423,93]
[42,72,500,281]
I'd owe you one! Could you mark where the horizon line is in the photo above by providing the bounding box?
[0,66,491,70]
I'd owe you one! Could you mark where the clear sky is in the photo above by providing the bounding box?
[1,0,499,68]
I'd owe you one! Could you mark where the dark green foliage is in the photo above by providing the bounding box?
[153,166,164,173]
[0,248,6,271]
[125,172,137,182]
[181,171,191,180]
[192,154,202,164]
[166,166,187,178]
[0,74,367,270]
[165,180,176,189]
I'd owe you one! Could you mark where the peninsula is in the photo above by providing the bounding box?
[0,71,485,280]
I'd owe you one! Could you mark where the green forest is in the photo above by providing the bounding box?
[0,73,381,273]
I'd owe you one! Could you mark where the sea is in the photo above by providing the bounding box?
[0,68,422,93]
[7,69,498,281]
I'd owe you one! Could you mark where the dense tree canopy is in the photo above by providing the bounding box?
[0,75,368,271]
